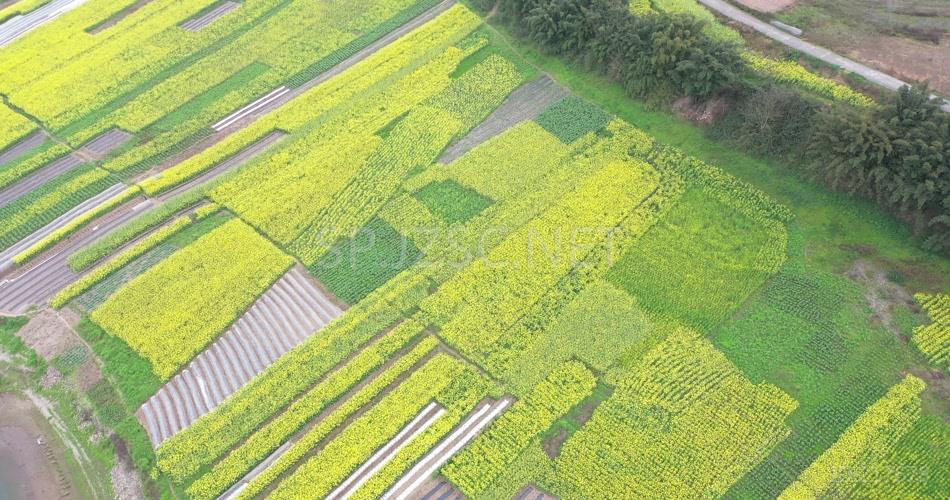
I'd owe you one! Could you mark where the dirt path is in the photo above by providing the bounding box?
[731,0,797,13]
[0,392,78,499]
[698,0,950,111]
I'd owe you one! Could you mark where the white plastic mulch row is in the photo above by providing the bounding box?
[211,86,289,132]
[136,267,344,447]
[0,0,87,47]
[180,0,239,32]
[329,402,447,500]
[383,398,512,500]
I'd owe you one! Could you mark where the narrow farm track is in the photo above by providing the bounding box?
[438,76,567,163]
[181,1,240,32]
[137,267,344,447]
[383,398,512,500]
[697,0,950,112]
[330,402,447,500]
[0,195,148,315]
[0,130,46,167]
[0,0,87,47]
[0,128,133,208]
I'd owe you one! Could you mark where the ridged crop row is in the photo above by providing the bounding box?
[780,375,925,499]
[14,186,141,265]
[0,164,114,251]
[182,319,428,498]
[442,361,596,497]
[268,353,466,499]
[52,204,219,308]
[155,268,430,478]
[913,293,949,369]
[67,186,212,271]
[90,218,292,379]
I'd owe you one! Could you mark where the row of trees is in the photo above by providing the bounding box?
[492,0,743,98]
[478,0,949,253]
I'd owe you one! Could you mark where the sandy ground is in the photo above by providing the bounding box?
[733,0,799,13]
[0,393,76,500]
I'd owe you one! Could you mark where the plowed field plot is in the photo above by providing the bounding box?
[138,266,343,446]
[0,129,131,207]
[438,76,567,163]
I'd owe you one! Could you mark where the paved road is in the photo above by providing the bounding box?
[698,0,950,112]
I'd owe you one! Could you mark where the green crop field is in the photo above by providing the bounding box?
[0,0,946,499]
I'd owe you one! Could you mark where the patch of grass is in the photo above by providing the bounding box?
[87,379,156,470]
[310,217,422,304]
[606,189,777,331]
[535,95,612,143]
[453,26,538,80]
[75,316,161,410]
[0,316,44,371]
[713,226,937,497]
[414,179,492,224]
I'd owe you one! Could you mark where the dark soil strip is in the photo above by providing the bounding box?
[180,0,239,32]
[438,76,567,163]
[78,128,133,160]
[0,128,132,208]
[0,130,47,167]
[0,154,81,208]
[85,0,155,34]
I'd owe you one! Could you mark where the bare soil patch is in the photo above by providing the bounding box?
[672,95,733,126]
[110,437,145,500]
[843,34,950,95]
[542,427,568,458]
[733,0,799,13]
[0,392,77,499]
[846,259,916,340]
[15,310,81,361]
[803,29,950,95]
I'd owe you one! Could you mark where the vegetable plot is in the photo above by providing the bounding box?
[90,218,292,379]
